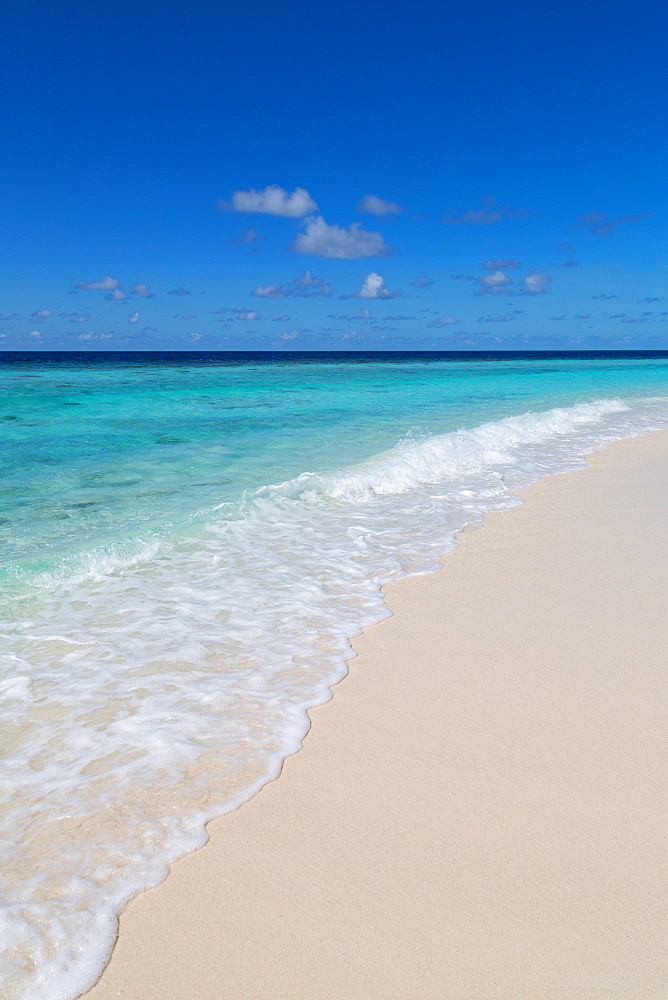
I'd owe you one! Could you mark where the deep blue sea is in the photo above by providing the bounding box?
[2,351,668,1000]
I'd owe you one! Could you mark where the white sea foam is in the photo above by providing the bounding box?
[1,396,666,1000]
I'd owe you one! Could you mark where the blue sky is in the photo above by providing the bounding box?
[1,0,666,351]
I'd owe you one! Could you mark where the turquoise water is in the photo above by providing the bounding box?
[1,350,668,1000]
[3,351,668,587]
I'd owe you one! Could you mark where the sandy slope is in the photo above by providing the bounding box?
[85,429,668,1000]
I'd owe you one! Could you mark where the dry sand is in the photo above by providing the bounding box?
[85,429,668,1000]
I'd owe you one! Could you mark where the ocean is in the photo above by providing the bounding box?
[2,350,668,1000]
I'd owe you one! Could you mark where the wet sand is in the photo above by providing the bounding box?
[85,429,668,1000]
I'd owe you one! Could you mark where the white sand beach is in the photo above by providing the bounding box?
[85,429,668,1000]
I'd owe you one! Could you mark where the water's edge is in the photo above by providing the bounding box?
[78,421,665,1000]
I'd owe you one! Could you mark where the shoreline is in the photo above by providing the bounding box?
[85,428,668,1000]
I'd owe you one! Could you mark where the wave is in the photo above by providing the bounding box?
[2,399,650,600]
[319,398,630,499]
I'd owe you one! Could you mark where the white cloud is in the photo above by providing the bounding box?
[350,272,402,300]
[479,271,511,293]
[273,315,291,321]
[189,333,201,342]
[292,269,331,296]
[128,311,140,324]
[221,184,317,218]
[76,276,120,291]
[522,271,551,295]
[232,308,259,320]
[254,283,291,299]
[357,194,405,216]
[107,289,127,301]
[328,310,376,321]
[280,331,299,341]
[254,269,331,299]
[70,314,90,323]
[30,330,41,338]
[427,316,458,327]
[31,309,53,320]
[411,276,434,288]
[131,283,153,298]
[292,216,390,259]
